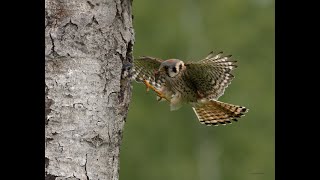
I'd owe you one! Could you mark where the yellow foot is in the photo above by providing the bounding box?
[143,80,170,102]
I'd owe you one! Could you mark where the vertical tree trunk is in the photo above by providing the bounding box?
[45,0,134,179]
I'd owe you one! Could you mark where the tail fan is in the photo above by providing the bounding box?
[192,100,248,126]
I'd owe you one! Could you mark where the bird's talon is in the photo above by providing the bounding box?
[156,92,170,102]
[143,80,152,92]
[156,93,164,100]
[143,80,170,102]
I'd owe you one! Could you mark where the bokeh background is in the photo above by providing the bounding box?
[120,0,274,180]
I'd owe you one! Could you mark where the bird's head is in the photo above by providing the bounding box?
[158,59,185,78]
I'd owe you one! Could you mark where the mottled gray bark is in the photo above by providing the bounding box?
[45,0,134,179]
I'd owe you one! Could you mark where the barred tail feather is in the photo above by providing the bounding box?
[192,100,248,126]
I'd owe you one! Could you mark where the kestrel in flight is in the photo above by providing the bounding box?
[132,51,248,126]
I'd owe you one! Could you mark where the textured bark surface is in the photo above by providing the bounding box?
[45,0,134,179]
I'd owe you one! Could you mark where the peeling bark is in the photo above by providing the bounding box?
[45,0,134,179]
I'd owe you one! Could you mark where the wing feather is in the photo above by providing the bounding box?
[132,56,163,88]
[184,51,237,99]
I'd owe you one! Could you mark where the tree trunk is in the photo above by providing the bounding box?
[45,0,134,179]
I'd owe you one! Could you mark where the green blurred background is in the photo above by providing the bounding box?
[120,0,274,180]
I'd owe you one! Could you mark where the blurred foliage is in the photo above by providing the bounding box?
[120,0,274,180]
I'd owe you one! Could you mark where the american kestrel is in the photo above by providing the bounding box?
[132,51,248,126]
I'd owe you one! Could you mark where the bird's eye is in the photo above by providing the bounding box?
[179,64,182,70]
[172,67,177,73]
[164,66,169,71]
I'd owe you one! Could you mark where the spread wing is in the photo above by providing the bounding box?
[132,56,163,88]
[183,51,237,100]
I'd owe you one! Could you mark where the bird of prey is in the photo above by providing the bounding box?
[131,51,248,126]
